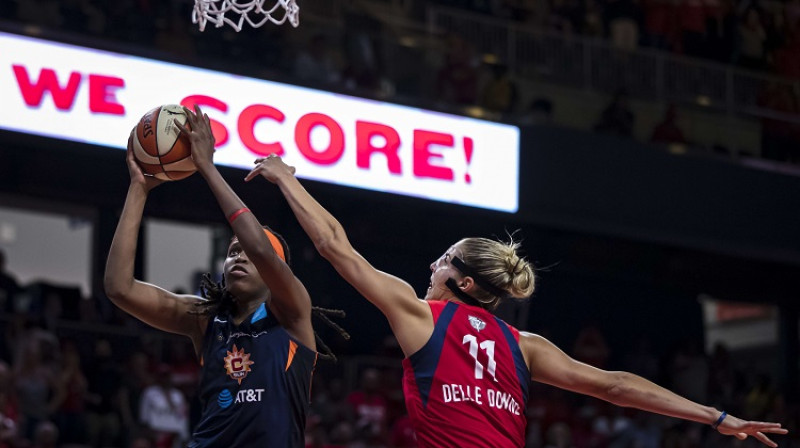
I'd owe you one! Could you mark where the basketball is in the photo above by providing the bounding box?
[131,104,196,181]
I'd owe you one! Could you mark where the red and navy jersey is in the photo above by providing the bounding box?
[189,303,316,448]
[402,300,530,447]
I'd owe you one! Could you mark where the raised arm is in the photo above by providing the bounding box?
[520,332,788,447]
[103,133,206,350]
[176,107,314,349]
[245,156,431,356]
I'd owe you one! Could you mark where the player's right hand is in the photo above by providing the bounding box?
[127,129,163,191]
[245,154,296,184]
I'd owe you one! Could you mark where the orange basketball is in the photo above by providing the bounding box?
[131,104,196,181]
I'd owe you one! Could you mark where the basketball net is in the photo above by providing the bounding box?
[192,0,299,32]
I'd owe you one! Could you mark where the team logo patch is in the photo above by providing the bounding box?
[224,344,255,385]
[468,315,486,331]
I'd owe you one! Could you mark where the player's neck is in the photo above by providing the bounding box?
[232,296,267,324]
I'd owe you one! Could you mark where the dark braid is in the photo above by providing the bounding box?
[312,306,350,362]
[191,272,233,317]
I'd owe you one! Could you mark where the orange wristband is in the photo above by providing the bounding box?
[228,207,250,224]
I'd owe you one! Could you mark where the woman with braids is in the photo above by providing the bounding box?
[104,105,345,448]
[247,155,789,448]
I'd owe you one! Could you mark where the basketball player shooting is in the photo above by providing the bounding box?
[104,106,318,447]
[245,155,788,448]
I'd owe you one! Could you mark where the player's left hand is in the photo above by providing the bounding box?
[715,413,788,447]
[175,104,216,172]
[245,154,296,184]
[127,128,163,192]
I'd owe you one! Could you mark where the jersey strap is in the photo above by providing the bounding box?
[495,316,530,405]
[408,301,458,407]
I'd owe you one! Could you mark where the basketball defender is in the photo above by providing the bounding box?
[246,155,788,448]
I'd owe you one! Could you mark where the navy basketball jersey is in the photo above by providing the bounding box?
[189,303,316,448]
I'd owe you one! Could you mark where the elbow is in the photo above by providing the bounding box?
[313,224,347,260]
[103,273,129,304]
[604,371,634,406]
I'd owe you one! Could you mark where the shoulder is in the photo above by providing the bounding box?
[517,332,554,366]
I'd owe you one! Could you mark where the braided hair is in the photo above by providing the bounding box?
[191,227,348,361]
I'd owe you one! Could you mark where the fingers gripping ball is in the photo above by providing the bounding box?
[132,104,197,181]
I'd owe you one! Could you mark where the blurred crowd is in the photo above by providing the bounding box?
[0,248,798,448]
[4,0,800,163]
[441,0,800,79]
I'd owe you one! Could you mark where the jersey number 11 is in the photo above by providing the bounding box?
[463,335,498,381]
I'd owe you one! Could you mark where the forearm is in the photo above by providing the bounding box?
[104,184,147,297]
[606,371,719,425]
[273,173,345,253]
[197,165,268,255]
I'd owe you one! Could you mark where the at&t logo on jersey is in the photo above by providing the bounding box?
[468,316,486,331]
[217,388,265,408]
[223,344,255,385]
[218,389,233,408]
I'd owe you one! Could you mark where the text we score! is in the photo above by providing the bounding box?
[11,65,478,184]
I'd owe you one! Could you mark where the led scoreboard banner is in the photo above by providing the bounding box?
[0,32,520,212]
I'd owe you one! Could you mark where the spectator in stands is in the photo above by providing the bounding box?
[705,0,737,63]
[605,0,642,50]
[642,0,676,49]
[520,97,555,125]
[13,329,57,443]
[650,104,688,145]
[389,414,416,448]
[544,421,575,448]
[51,339,88,444]
[583,0,606,37]
[130,433,156,448]
[310,376,351,431]
[294,33,342,87]
[85,339,125,448]
[738,8,768,70]
[121,351,154,443]
[678,0,708,56]
[744,374,777,420]
[480,63,518,114]
[595,89,636,137]
[773,29,800,79]
[549,0,583,34]
[31,420,58,448]
[436,35,479,105]
[0,361,18,448]
[346,368,388,444]
[708,343,741,413]
[0,250,21,316]
[342,12,384,93]
[139,364,189,448]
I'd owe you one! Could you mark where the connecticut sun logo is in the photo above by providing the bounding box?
[224,344,254,385]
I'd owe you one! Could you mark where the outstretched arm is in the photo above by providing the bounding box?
[176,107,314,349]
[103,132,206,349]
[245,156,432,357]
[520,333,788,447]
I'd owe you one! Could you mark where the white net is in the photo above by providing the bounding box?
[192,0,299,32]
